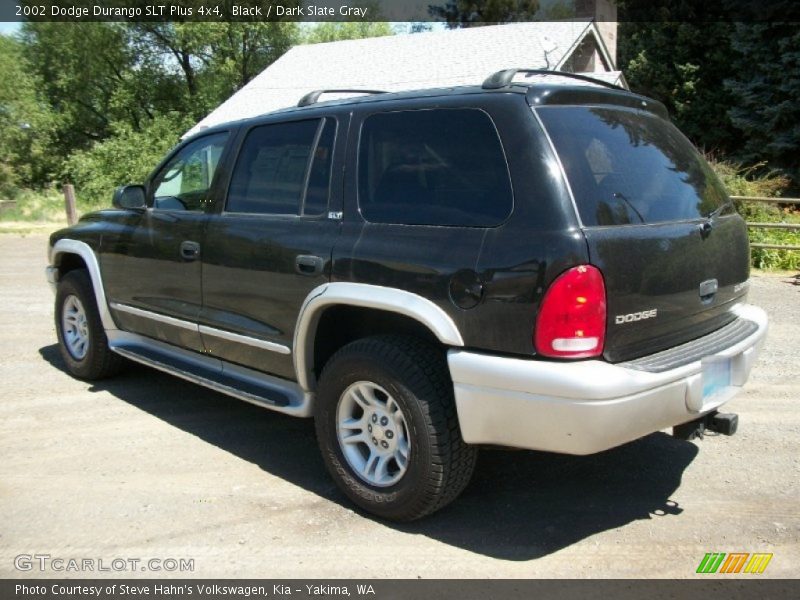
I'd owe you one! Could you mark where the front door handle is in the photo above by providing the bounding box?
[180,240,200,261]
[295,254,324,276]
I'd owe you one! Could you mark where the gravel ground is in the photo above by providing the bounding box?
[0,233,798,579]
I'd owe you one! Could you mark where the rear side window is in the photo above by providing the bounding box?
[537,106,728,226]
[358,109,513,226]
[227,119,332,216]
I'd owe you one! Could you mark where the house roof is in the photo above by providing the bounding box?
[186,21,621,136]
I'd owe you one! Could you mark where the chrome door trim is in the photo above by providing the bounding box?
[199,324,291,355]
[109,302,291,354]
[109,302,198,332]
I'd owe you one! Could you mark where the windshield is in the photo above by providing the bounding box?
[537,106,729,227]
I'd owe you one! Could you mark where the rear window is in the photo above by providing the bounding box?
[537,106,728,226]
[358,109,513,227]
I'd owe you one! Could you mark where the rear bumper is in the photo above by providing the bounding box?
[448,304,768,455]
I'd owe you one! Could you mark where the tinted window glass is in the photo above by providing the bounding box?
[227,120,319,215]
[358,109,513,226]
[152,133,228,211]
[304,119,336,216]
[537,107,728,226]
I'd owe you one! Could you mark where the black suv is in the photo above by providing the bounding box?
[46,69,768,521]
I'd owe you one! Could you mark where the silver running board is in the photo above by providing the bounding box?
[107,331,313,417]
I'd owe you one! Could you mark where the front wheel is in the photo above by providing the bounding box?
[315,335,477,521]
[55,269,122,380]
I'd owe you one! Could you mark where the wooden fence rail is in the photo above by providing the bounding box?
[731,195,800,205]
[750,243,800,251]
[733,196,800,253]
[746,222,800,230]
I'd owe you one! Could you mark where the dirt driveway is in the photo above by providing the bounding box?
[0,233,798,578]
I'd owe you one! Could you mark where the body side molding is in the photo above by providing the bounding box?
[293,282,464,393]
[199,324,291,355]
[49,238,117,331]
[110,302,198,332]
[111,303,292,354]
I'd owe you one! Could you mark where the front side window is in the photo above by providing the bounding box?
[226,119,326,215]
[537,106,729,226]
[358,109,513,227]
[152,133,228,211]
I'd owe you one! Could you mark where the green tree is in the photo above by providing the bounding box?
[200,22,298,93]
[21,23,156,150]
[129,23,214,118]
[17,21,301,191]
[304,22,393,43]
[617,18,739,155]
[63,112,194,209]
[725,22,800,186]
[0,34,56,189]
[429,0,540,27]
[131,21,299,119]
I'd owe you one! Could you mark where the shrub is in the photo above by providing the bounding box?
[63,113,192,212]
[710,159,799,270]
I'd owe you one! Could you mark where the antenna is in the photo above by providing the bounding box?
[541,35,558,69]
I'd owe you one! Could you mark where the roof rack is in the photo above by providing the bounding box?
[482,69,624,91]
[297,89,387,107]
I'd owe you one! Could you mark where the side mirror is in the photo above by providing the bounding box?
[112,185,146,210]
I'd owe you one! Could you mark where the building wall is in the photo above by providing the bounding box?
[574,0,617,66]
[561,35,612,73]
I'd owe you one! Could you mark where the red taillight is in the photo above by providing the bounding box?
[534,265,606,359]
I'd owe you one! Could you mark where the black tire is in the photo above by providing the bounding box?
[315,335,477,521]
[55,269,122,380]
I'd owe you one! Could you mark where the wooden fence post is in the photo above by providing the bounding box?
[62,184,78,226]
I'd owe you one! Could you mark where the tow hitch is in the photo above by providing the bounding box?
[673,411,739,441]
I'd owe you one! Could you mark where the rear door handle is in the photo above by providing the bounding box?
[180,240,200,261]
[295,254,324,276]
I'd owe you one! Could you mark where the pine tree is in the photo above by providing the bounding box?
[725,22,800,186]
[429,0,540,27]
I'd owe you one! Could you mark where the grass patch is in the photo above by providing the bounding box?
[741,204,799,272]
[748,224,800,270]
[0,224,62,235]
[0,188,69,223]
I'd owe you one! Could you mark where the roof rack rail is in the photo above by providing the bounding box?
[482,69,624,91]
[297,89,387,107]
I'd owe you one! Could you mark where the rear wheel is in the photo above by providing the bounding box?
[336,380,412,488]
[315,335,477,521]
[55,269,122,380]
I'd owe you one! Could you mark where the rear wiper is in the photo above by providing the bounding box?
[612,191,646,223]
[705,199,733,220]
[699,199,734,239]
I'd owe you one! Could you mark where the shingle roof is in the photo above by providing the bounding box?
[187,21,617,136]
